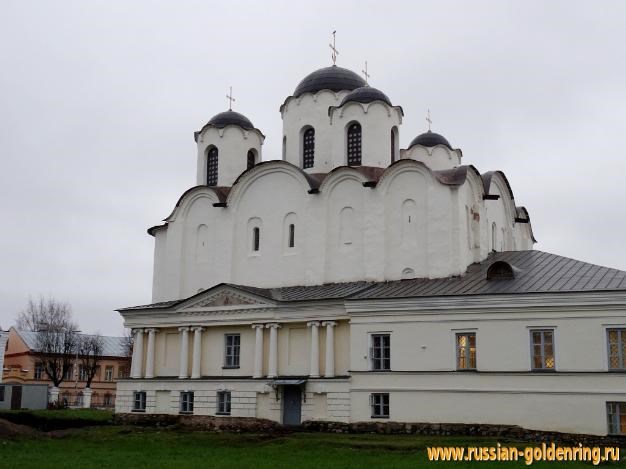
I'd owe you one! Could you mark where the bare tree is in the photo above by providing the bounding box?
[78,334,104,388]
[17,296,79,387]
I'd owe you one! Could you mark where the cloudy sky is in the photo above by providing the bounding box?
[1,1,625,335]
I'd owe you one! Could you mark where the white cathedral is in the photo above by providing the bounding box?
[115,63,626,436]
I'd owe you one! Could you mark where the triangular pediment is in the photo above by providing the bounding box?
[179,284,274,310]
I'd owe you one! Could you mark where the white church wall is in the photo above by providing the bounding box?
[0,329,8,384]
[401,145,462,171]
[329,102,402,168]
[196,126,263,187]
[281,91,350,173]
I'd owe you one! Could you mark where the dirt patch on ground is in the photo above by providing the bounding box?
[0,418,40,440]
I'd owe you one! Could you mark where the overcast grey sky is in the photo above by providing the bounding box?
[1,0,625,335]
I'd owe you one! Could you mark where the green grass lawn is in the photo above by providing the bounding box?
[1,426,623,468]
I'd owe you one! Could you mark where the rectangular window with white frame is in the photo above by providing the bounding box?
[530,329,555,370]
[132,391,146,412]
[456,332,476,370]
[217,391,231,415]
[607,402,626,434]
[34,362,44,380]
[104,366,114,382]
[370,334,391,371]
[370,393,389,418]
[607,329,626,370]
[180,391,194,414]
[224,334,241,368]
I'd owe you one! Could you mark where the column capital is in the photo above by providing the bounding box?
[178,326,190,332]
[144,327,159,334]
[251,323,265,330]
[265,323,281,329]
[132,328,144,335]
[307,321,321,327]
[191,326,205,332]
[322,321,337,327]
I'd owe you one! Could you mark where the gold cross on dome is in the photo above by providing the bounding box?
[329,30,339,65]
[226,86,235,110]
[426,109,432,131]
[362,61,370,84]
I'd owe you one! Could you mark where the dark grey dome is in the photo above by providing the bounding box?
[409,130,452,149]
[207,110,254,130]
[340,86,392,107]
[294,66,366,98]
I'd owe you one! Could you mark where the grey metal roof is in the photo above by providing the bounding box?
[351,250,626,299]
[119,251,626,311]
[16,330,129,357]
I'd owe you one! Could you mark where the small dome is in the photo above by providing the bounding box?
[294,65,366,98]
[340,86,392,107]
[207,110,254,130]
[409,130,452,149]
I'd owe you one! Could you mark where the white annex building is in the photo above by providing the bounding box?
[116,62,626,436]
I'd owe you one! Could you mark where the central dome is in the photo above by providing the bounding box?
[293,66,366,98]
[207,110,254,130]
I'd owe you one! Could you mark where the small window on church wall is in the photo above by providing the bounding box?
[390,127,397,163]
[302,127,315,169]
[207,146,218,186]
[252,227,260,252]
[491,223,497,251]
[282,136,287,160]
[247,150,256,170]
[288,224,295,248]
[347,123,362,166]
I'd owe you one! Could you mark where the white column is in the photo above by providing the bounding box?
[323,321,337,378]
[144,328,157,379]
[191,326,204,379]
[307,321,320,378]
[266,323,280,378]
[130,328,144,379]
[252,324,265,378]
[178,327,190,379]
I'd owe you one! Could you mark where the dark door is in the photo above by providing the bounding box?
[10,386,22,410]
[282,386,302,426]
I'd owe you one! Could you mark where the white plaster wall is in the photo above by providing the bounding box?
[196,126,263,187]
[151,160,534,301]
[401,145,462,171]
[281,91,350,172]
[329,102,402,168]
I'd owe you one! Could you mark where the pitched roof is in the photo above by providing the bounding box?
[14,330,129,358]
[119,250,626,311]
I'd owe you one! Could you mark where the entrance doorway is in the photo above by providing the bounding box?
[282,385,302,426]
[10,385,22,410]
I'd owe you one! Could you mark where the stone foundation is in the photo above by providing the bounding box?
[115,413,626,446]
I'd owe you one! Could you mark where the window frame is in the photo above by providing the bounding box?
[607,328,626,371]
[34,362,44,380]
[369,333,391,371]
[370,393,389,419]
[302,127,315,169]
[346,122,362,166]
[288,223,295,248]
[252,226,260,252]
[607,402,626,435]
[224,334,241,369]
[206,146,219,186]
[132,391,146,412]
[246,150,256,170]
[180,391,194,414]
[455,332,477,371]
[217,390,232,415]
[104,366,114,382]
[530,329,555,371]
